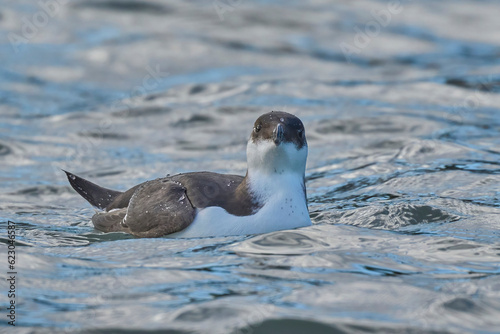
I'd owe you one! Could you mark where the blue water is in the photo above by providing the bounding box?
[1,0,499,333]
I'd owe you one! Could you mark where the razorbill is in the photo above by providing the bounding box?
[64,111,311,238]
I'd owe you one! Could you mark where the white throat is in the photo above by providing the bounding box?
[246,140,307,176]
[246,140,307,202]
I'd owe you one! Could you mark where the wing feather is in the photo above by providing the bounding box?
[123,179,196,238]
[92,208,128,233]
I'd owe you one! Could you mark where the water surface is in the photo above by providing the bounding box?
[0,0,499,333]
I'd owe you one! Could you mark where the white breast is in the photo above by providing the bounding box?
[169,141,311,238]
[168,172,311,238]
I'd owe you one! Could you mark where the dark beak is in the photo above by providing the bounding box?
[273,123,284,146]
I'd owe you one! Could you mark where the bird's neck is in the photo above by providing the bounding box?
[243,139,308,208]
[245,168,306,204]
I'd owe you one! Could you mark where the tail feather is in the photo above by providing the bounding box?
[63,170,122,210]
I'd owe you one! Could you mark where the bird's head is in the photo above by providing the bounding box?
[246,111,308,177]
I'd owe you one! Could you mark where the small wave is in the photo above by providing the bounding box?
[337,204,460,230]
[230,230,329,256]
[216,106,262,115]
[112,106,172,118]
[173,114,215,128]
[9,185,68,197]
[248,318,340,334]
[395,140,468,163]
[446,76,500,93]
[148,83,249,104]
[315,118,406,135]
[77,131,129,140]
[73,0,171,14]
[442,298,483,313]
[0,142,12,156]
[174,305,240,322]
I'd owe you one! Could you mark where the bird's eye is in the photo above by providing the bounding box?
[298,128,303,137]
[254,124,262,133]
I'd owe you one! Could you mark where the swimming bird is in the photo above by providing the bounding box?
[64,111,311,238]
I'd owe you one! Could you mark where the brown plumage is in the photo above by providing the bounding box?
[64,111,308,238]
